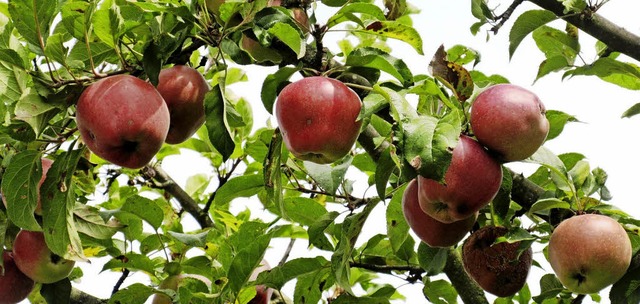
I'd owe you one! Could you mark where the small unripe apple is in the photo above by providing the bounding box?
[156,65,209,144]
[402,179,476,248]
[548,213,632,294]
[12,230,76,284]
[2,158,53,215]
[76,74,170,169]
[470,83,550,162]
[275,76,362,164]
[418,135,502,223]
[0,250,35,304]
[462,225,533,297]
[152,273,211,304]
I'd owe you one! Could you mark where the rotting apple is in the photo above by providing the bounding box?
[152,273,211,304]
[248,260,273,304]
[462,225,533,297]
[548,213,632,294]
[417,135,502,223]
[2,157,53,215]
[274,76,362,164]
[0,250,35,304]
[12,230,76,284]
[402,179,477,248]
[470,83,550,162]
[75,74,170,169]
[156,65,209,144]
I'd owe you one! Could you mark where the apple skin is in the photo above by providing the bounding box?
[548,213,632,294]
[462,226,533,297]
[156,65,209,144]
[2,158,53,215]
[76,74,170,169]
[152,273,211,304]
[417,135,502,223]
[275,76,362,164]
[12,230,76,284]
[0,251,35,304]
[470,83,550,162]
[402,179,477,248]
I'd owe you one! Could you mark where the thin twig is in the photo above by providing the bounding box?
[491,0,525,34]
[111,268,130,295]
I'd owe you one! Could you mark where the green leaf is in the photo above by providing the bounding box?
[386,183,409,253]
[263,129,285,218]
[0,48,27,69]
[346,47,413,87]
[267,22,305,59]
[621,103,640,118]
[402,110,461,181]
[92,1,124,48]
[226,233,271,295]
[326,3,386,29]
[509,10,557,58]
[74,204,120,240]
[261,67,298,115]
[374,86,417,122]
[357,21,423,55]
[332,294,391,304]
[423,278,458,304]
[101,253,161,274]
[44,33,69,66]
[307,211,339,251]
[532,25,579,62]
[1,150,42,231]
[14,87,57,136]
[41,278,72,304]
[8,0,57,53]
[528,198,571,215]
[168,230,209,248]
[0,61,28,106]
[375,145,400,199]
[417,243,448,276]
[546,109,578,141]
[108,283,155,304]
[60,1,92,40]
[256,256,330,290]
[294,267,333,304]
[535,56,570,81]
[303,156,352,196]
[205,84,235,161]
[532,274,565,302]
[40,149,86,261]
[564,58,640,90]
[213,174,264,209]
[120,195,164,230]
[281,197,328,226]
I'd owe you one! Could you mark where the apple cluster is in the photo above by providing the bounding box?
[75,65,209,169]
[402,83,551,297]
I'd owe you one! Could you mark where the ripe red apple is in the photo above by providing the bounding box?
[76,74,170,169]
[402,179,477,248]
[152,273,211,304]
[274,76,362,164]
[462,226,533,297]
[548,213,632,294]
[12,230,76,284]
[248,260,273,304]
[0,251,35,304]
[156,65,209,144]
[470,83,550,162]
[2,157,53,215]
[417,135,502,223]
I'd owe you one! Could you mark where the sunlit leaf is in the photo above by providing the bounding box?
[509,10,557,59]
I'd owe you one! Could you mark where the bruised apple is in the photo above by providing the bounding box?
[548,213,632,294]
[76,74,170,169]
[0,251,35,304]
[275,76,362,164]
[2,157,53,215]
[156,65,209,144]
[12,230,76,284]
[402,179,476,248]
[462,226,533,297]
[417,135,502,223]
[470,84,549,162]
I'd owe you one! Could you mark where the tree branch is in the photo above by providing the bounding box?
[527,0,640,62]
[443,248,489,304]
[69,287,108,304]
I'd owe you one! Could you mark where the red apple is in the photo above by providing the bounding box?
[548,213,632,294]
[275,76,362,164]
[12,230,76,284]
[76,74,170,169]
[470,84,550,162]
[248,260,273,304]
[2,158,53,215]
[0,251,35,304]
[152,273,211,304]
[417,135,502,223]
[402,179,477,248]
[156,65,209,144]
[462,225,533,297]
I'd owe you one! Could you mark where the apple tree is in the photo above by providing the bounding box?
[0,0,639,303]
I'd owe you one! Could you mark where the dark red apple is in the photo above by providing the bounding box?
[12,230,76,284]
[248,260,273,304]
[2,157,53,215]
[462,225,533,297]
[402,179,477,248]
[275,76,362,164]
[156,65,209,144]
[417,135,502,223]
[0,251,35,304]
[76,74,170,169]
[470,84,550,162]
[548,213,632,294]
